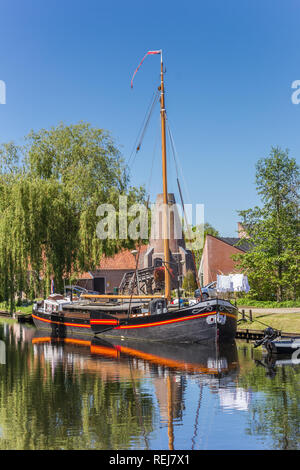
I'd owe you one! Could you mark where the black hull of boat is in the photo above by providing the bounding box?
[32,311,93,337]
[91,299,237,344]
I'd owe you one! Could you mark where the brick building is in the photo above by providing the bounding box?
[76,245,148,294]
[198,223,251,286]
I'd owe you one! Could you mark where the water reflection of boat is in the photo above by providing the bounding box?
[97,337,239,379]
[32,330,239,378]
[31,331,240,378]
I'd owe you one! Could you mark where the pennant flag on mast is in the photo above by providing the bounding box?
[131,50,161,88]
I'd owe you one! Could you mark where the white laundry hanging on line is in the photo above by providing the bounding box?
[217,275,234,293]
[217,274,250,293]
[242,275,250,293]
[233,274,250,293]
[231,274,245,292]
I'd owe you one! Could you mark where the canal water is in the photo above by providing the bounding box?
[0,319,299,451]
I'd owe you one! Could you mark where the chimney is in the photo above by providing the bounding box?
[238,222,249,239]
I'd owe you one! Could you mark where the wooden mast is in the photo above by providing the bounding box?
[160,52,171,301]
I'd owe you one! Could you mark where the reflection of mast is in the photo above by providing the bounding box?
[167,375,174,450]
[154,371,183,451]
[191,383,203,450]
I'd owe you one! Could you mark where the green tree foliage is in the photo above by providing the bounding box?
[0,122,146,309]
[234,147,300,301]
[188,222,219,271]
[182,270,197,295]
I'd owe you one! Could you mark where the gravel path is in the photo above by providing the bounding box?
[239,307,300,314]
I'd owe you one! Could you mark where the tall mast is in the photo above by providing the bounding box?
[160,53,171,300]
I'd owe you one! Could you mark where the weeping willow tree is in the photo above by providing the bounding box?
[0,123,146,310]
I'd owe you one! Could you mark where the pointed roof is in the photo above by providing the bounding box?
[215,236,251,252]
[78,245,149,279]
[98,245,148,270]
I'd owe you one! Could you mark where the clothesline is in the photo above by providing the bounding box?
[216,274,250,293]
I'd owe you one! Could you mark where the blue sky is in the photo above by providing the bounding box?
[0,0,299,236]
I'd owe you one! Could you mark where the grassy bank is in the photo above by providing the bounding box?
[0,302,33,315]
[238,310,300,334]
[236,298,300,308]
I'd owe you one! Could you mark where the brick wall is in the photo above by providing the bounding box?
[97,269,134,293]
[202,235,245,285]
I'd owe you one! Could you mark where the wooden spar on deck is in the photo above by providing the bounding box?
[81,294,165,300]
[160,52,171,301]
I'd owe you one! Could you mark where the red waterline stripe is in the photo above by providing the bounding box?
[115,311,237,330]
[32,314,91,329]
[115,311,219,330]
[90,320,119,325]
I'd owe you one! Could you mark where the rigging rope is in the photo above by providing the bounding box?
[136,90,159,153]
[127,88,159,169]
[165,116,193,208]
[165,117,202,294]
[146,115,160,196]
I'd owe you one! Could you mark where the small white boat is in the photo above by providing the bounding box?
[254,327,300,355]
[265,338,300,355]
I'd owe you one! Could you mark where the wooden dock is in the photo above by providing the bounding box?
[14,312,34,323]
[236,329,265,340]
[236,328,300,340]
[0,310,11,318]
[0,311,33,323]
[236,308,300,340]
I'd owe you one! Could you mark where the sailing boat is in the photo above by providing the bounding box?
[32,50,238,343]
